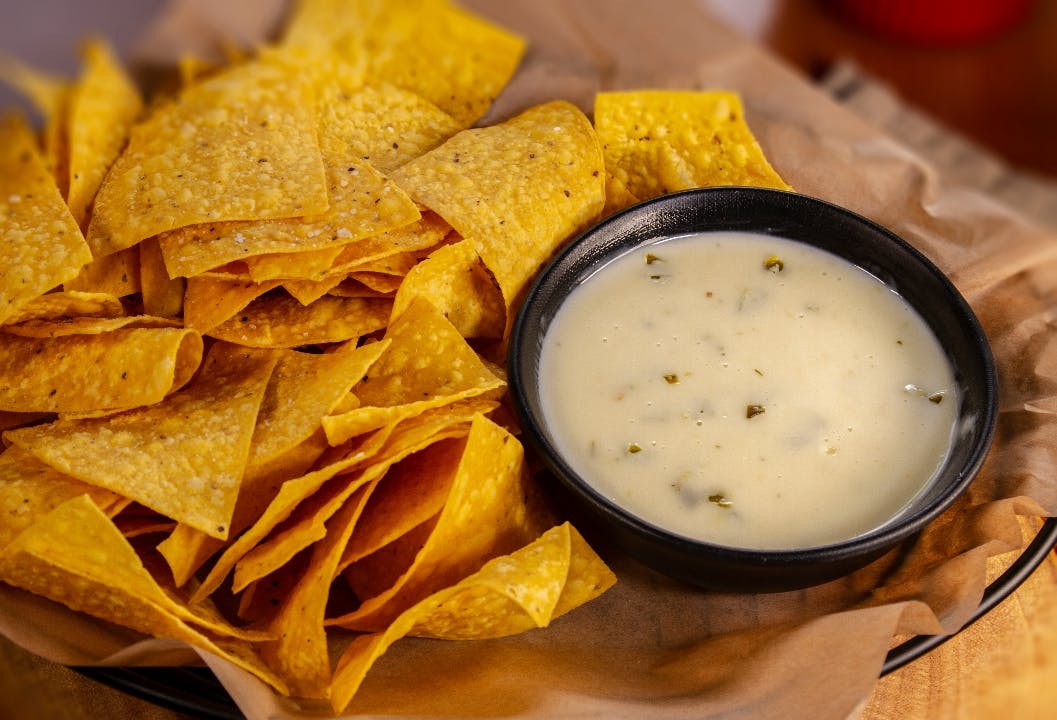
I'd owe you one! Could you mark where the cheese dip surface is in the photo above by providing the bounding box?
[538,231,958,550]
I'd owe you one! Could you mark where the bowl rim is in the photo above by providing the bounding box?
[508,186,999,566]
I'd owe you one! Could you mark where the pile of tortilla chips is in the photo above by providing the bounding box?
[0,0,788,712]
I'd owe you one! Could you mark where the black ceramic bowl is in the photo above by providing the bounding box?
[508,187,998,593]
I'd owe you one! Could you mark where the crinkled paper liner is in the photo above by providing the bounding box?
[2,1,1056,718]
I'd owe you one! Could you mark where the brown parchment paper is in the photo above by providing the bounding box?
[3,1,1057,719]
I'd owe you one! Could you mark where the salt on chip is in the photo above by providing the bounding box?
[316,81,462,174]
[0,495,289,694]
[0,115,92,325]
[207,293,391,348]
[390,239,504,339]
[0,326,202,413]
[4,342,277,539]
[329,522,615,711]
[321,298,505,444]
[389,100,605,315]
[65,38,143,229]
[330,413,542,631]
[157,157,420,278]
[594,90,792,214]
[86,56,330,258]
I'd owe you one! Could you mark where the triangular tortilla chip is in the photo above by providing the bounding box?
[5,342,277,538]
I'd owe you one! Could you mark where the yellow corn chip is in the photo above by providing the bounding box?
[0,445,122,547]
[0,495,289,694]
[5,342,277,539]
[157,156,419,278]
[139,237,184,317]
[331,413,541,631]
[322,298,505,444]
[594,90,792,214]
[182,277,281,333]
[0,326,202,413]
[390,239,504,339]
[389,100,605,313]
[65,38,143,228]
[329,522,614,711]
[63,245,140,297]
[86,56,330,258]
[317,82,462,174]
[0,115,92,325]
[363,0,525,127]
[250,340,389,468]
[207,292,391,348]
[1,290,124,325]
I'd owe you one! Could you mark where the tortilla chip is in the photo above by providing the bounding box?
[322,298,505,444]
[139,237,185,317]
[331,413,541,631]
[324,212,452,278]
[0,326,202,413]
[157,156,420,278]
[249,340,389,468]
[329,522,615,711]
[0,53,69,188]
[63,245,140,297]
[390,239,504,339]
[317,82,462,174]
[0,445,122,547]
[65,38,143,229]
[0,115,92,325]
[182,276,280,333]
[207,292,391,348]
[593,90,792,214]
[246,246,346,283]
[260,482,374,699]
[1,290,124,325]
[284,276,345,306]
[158,429,330,587]
[86,56,329,258]
[3,314,181,339]
[4,342,277,539]
[0,494,289,694]
[389,100,605,312]
[363,0,525,127]
[227,398,493,598]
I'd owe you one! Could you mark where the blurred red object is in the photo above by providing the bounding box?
[824,0,1036,45]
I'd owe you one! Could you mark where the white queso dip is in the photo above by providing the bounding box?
[538,231,958,549]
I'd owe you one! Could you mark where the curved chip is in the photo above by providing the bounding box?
[0,326,202,413]
[329,522,615,712]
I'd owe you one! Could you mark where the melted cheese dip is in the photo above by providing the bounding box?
[538,231,958,549]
